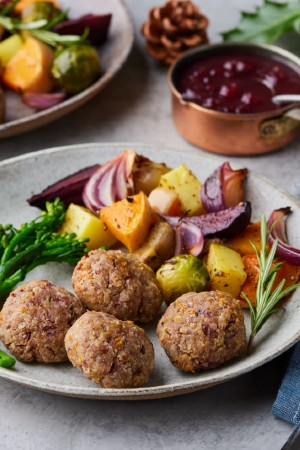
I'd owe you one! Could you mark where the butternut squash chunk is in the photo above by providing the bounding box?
[100,192,154,252]
[240,254,300,307]
[227,221,263,255]
[14,0,60,15]
[2,37,54,93]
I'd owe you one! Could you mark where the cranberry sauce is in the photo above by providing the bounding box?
[175,52,300,114]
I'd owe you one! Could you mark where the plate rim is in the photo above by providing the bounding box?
[0,0,134,139]
[1,141,300,400]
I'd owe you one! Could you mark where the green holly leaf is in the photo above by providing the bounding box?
[222,0,300,44]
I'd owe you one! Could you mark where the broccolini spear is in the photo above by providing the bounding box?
[0,198,88,300]
[0,349,16,369]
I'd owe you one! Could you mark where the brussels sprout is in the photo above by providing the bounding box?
[22,2,61,23]
[51,44,101,94]
[156,254,209,304]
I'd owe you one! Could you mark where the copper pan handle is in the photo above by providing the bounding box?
[260,107,300,139]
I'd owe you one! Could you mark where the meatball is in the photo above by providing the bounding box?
[157,291,246,372]
[65,310,154,388]
[0,280,85,363]
[72,249,163,322]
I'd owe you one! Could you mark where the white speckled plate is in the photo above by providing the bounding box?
[0,0,133,139]
[0,143,300,400]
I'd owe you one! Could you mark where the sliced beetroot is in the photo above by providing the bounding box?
[27,164,100,210]
[53,14,112,46]
[188,202,251,238]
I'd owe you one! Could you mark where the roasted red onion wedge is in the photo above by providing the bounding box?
[27,164,100,209]
[267,207,300,264]
[22,92,66,110]
[82,150,136,213]
[163,202,251,239]
[201,162,248,213]
[53,14,112,45]
[28,152,170,213]
[174,220,204,256]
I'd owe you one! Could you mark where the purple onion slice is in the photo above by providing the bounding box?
[174,219,204,256]
[163,202,251,240]
[267,207,300,264]
[162,202,251,257]
[201,162,248,213]
[189,201,251,238]
[82,150,136,213]
[22,92,67,110]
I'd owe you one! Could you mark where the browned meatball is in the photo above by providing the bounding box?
[72,249,163,322]
[157,291,246,372]
[0,280,85,363]
[65,310,154,388]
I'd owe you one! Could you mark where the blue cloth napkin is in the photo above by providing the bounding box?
[272,342,300,425]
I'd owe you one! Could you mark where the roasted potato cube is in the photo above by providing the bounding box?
[207,243,247,298]
[148,187,181,216]
[0,35,23,66]
[60,203,117,250]
[159,164,205,216]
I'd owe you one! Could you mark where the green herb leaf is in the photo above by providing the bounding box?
[17,19,48,30]
[222,0,300,44]
[0,0,19,17]
[0,12,88,48]
[43,9,68,30]
[0,15,15,31]
[29,28,88,47]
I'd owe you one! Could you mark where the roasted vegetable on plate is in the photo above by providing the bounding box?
[26,149,300,318]
[0,0,112,118]
[0,198,88,300]
[1,149,300,379]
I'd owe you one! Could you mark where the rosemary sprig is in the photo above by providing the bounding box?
[28,26,89,47]
[0,0,19,17]
[0,13,88,47]
[40,10,68,31]
[241,214,300,355]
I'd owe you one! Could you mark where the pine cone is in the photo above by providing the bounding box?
[141,1,209,65]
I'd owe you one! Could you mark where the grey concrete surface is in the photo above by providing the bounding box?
[0,1,299,449]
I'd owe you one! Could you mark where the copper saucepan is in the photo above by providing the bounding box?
[168,42,300,156]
